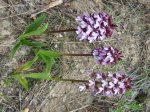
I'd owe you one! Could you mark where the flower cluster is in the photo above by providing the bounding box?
[79,72,132,96]
[76,12,116,43]
[92,46,122,65]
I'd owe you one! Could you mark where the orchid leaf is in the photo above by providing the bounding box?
[20,23,48,39]
[12,73,49,79]
[21,39,46,47]
[38,49,63,58]
[24,15,46,34]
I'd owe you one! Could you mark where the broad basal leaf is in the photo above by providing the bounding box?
[13,73,49,79]
[21,39,47,47]
[38,49,63,58]
[19,23,48,39]
[24,15,46,34]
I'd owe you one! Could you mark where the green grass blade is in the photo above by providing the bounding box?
[21,39,47,47]
[13,76,28,90]
[38,49,63,58]
[11,41,21,57]
[20,23,48,39]
[13,73,49,79]
[24,15,46,34]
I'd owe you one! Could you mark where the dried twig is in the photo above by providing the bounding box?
[30,0,63,18]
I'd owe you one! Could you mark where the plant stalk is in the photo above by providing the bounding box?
[46,77,101,84]
[47,77,89,83]
[63,53,92,56]
[47,28,76,34]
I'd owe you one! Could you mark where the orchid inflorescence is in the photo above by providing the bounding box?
[76,12,116,43]
[79,72,132,96]
[92,46,122,65]
[75,12,132,96]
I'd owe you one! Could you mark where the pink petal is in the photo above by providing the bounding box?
[105,91,112,96]
[89,80,95,86]
[109,82,114,88]
[96,73,102,79]
[76,16,82,21]
[102,80,108,87]
[108,72,113,78]
[95,87,104,95]
[114,88,119,94]
[109,57,114,62]
[118,82,125,88]
[93,50,99,56]
[112,78,118,84]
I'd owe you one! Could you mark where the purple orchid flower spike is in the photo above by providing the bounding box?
[79,72,132,96]
[76,12,117,43]
[92,46,122,65]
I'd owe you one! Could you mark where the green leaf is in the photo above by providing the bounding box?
[12,73,49,79]
[38,49,62,58]
[15,55,38,73]
[19,23,48,39]
[124,90,132,97]
[13,76,28,90]
[38,54,55,73]
[129,101,142,111]
[21,39,47,47]
[24,15,46,34]
[45,57,55,73]
[11,41,21,57]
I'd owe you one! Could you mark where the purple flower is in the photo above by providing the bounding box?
[92,46,122,65]
[79,72,132,96]
[76,12,116,43]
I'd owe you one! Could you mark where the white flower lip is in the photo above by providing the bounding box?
[89,80,95,86]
